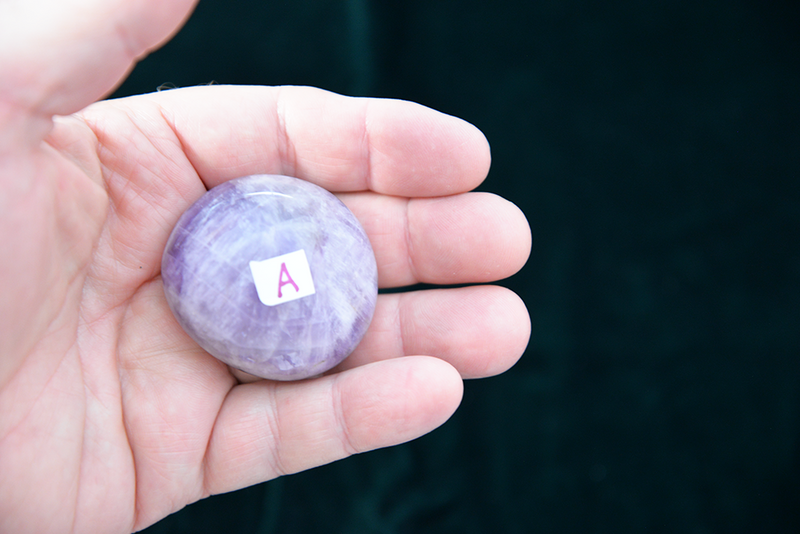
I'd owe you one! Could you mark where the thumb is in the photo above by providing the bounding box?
[0,0,198,121]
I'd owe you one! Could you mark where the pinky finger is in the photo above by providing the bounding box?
[201,356,462,495]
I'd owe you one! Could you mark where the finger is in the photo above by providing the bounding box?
[137,85,492,197]
[339,191,532,287]
[338,286,530,378]
[0,0,197,119]
[75,86,498,309]
[201,356,463,495]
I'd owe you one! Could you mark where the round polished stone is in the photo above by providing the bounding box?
[161,174,378,380]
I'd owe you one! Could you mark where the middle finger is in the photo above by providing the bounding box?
[338,191,531,289]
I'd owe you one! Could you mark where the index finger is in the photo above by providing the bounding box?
[145,85,492,197]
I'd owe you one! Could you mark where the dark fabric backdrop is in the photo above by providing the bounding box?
[112,0,800,532]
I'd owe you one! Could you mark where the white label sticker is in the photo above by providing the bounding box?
[249,249,316,306]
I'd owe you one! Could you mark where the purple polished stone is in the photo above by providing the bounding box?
[161,174,378,380]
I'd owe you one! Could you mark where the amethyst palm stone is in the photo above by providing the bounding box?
[161,174,378,380]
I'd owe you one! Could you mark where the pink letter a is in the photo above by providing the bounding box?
[277,262,300,298]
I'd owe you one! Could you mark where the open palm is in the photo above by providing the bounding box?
[0,1,531,533]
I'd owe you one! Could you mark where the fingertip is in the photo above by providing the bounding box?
[409,355,465,425]
[406,192,532,285]
[467,119,493,188]
[367,100,493,196]
[443,112,492,191]
[501,195,533,276]
[405,285,530,379]
[337,356,463,451]
[467,194,532,277]
[482,288,531,377]
[440,111,493,192]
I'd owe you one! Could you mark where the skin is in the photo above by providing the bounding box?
[0,0,532,532]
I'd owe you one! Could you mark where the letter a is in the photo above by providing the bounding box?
[277,262,300,298]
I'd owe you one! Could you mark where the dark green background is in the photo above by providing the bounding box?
[115,0,800,532]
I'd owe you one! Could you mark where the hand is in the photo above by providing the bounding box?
[0,0,531,532]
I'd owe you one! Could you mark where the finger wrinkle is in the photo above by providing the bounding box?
[156,104,203,197]
[262,385,289,478]
[361,98,374,192]
[404,198,420,284]
[274,87,298,179]
[110,19,143,64]
[330,374,360,457]
[397,293,420,361]
[394,294,408,359]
